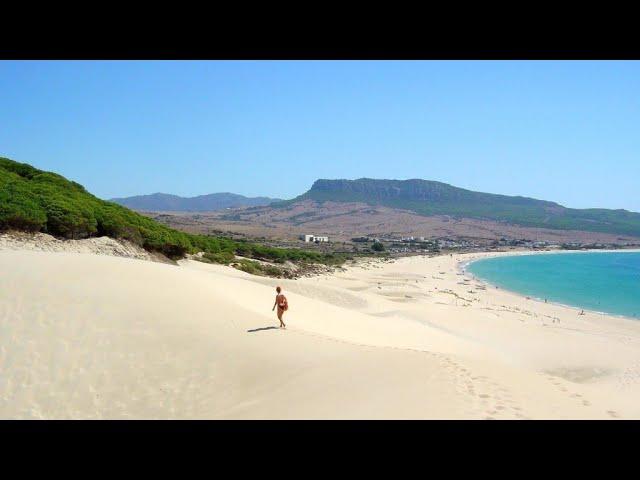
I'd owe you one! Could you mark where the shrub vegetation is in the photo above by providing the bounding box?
[371,241,385,252]
[0,157,348,266]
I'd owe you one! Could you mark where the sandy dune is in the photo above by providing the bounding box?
[1,248,639,419]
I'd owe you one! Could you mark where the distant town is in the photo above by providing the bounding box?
[298,233,640,255]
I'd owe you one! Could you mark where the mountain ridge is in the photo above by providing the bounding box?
[278,178,640,238]
[110,192,282,212]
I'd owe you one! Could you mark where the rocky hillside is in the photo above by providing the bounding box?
[282,178,640,237]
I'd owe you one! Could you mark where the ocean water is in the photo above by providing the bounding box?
[467,251,640,319]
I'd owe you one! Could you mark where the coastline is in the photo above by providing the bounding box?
[316,251,640,418]
[459,249,640,323]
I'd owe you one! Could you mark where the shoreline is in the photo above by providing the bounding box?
[457,249,640,323]
[325,252,640,418]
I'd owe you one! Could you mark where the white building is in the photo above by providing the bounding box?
[300,234,329,243]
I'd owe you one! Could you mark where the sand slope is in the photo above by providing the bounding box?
[1,249,639,419]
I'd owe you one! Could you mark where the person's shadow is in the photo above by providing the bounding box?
[247,326,279,333]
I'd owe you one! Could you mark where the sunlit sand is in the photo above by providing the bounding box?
[2,248,639,419]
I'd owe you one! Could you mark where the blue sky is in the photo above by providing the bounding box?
[1,60,638,210]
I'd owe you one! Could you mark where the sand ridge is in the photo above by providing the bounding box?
[1,247,640,419]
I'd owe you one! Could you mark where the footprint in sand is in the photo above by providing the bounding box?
[443,357,526,419]
[546,374,598,410]
[607,410,620,418]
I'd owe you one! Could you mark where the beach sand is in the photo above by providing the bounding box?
[1,247,640,419]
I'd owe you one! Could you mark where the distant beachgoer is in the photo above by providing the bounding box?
[272,286,288,328]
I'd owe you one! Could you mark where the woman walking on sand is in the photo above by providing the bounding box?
[272,286,288,328]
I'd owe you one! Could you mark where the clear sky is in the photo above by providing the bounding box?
[1,60,638,211]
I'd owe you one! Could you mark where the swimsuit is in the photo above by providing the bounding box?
[277,295,287,311]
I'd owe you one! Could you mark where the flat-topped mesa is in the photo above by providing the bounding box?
[308,178,558,206]
[289,178,640,238]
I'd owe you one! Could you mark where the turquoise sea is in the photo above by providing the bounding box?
[467,251,640,319]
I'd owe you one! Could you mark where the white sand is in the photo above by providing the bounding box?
[0,231,157,261]
[1,247,639,419]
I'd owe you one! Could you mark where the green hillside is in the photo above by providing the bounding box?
[0,157,341,265]
[284,178,640,238]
